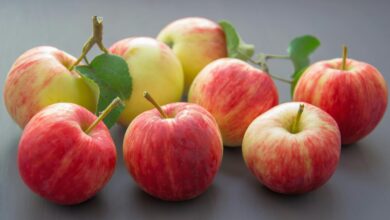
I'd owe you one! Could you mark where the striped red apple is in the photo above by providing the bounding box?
[242,102,341,194]
[123,92,223,201]
[18,100,120,205]
[189,58,278,147]
[3,46,97,128]
[293,47,388,144]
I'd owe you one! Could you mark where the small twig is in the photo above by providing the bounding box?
[68,16,108,71]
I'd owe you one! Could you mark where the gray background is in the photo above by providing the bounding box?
[1,0,390,219]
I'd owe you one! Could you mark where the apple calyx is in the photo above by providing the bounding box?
[84,97,123,134]
[143,91,168,119]
[69,16,109,71]
[341,45,348,70]
[291,104,305,134]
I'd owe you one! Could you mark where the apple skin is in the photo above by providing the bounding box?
[242,102,341,194]
[110,37,184,126]
[188,58,279,147]
[123,102,223,201]
[3,46,97,128]
[157,17,227,91]
[293,58,388,144]
[18,103,116,205]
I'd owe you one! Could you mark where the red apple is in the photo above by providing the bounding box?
[3,46,97,128]
[293,48,387,144]
[123,92,223,201]
[18,103,117,205]
[188,58,279,147]
[242,102,341,194]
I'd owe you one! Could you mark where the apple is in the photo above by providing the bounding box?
[188,58,278,147]
[293,48,388,144]
[110,37,184,126]
[157,17,227,91]
[18,102,117,205]
[3,46,97,128]
[242,102,341,194]
[123,92,223,201]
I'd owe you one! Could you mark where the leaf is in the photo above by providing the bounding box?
[75,53,132,128]
[287,35,320,73]
[290,68,307,96]
[219,20,255,61]
[287,35,320,97]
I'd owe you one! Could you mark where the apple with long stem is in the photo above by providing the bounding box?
[293,46,388,144]
[110,37,184,125]
[18,98,121,205]
[123,92,223,201]
[242,102,341,194]
[157,17,227,92]
[189,58,278,147]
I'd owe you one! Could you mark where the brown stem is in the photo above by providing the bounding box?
[143,91,168,118]
[341,45,348,70]
[68,16,108,71]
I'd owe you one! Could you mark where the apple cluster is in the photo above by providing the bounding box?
[3,17,388,205]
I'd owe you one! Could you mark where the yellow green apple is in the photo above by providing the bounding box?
[157,17,227,92]
[109,37,184,126]
[3,46,97,128]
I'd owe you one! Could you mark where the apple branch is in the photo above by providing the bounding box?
[291,104,304,134]
[68,16,109,71]
[341,45,348,70]
[247,56,293,84]
[84,97,123,134]
[143,91,168,118]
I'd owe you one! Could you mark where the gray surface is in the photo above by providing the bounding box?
[1,0,390,219]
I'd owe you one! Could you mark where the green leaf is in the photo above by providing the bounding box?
[290,68,307,96]
[219,20,255,61]
[287,35,320,96]
[75,53,132,128]
[288,35,320,73]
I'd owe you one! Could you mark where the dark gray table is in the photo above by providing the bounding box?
[1,0,389,219]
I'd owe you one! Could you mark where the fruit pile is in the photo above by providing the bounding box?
[3,16,388,205]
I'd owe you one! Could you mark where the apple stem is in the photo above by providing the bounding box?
[68,16,109,71]
[291,104,305,134]
[341,45,348,70]
[84,97,122,134]
[143,91,168,119]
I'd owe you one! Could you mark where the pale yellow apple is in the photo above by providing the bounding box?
[110,37,184,126]
[3,46,97,128]
[157,17,227,92]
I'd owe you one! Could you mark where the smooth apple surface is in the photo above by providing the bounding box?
[157,17,227,91]
[242,102,341,194]
[123,102,223,201]
[189,58,278,147]
[18,103,116,205]
[3,46,97,128]
[110,37,184,125]
[293,58,388,144]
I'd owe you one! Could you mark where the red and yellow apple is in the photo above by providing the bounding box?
[18,103,116,205]
[110,37,184,125]
[188,58,278,147]
[293,57,388,144]
[242,102,341,194]
[3,46,97,128]
[123,94,223,201]
[157,17,227,91]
